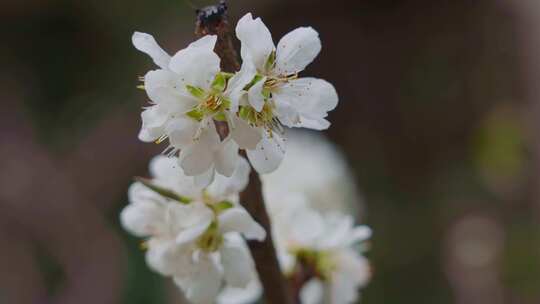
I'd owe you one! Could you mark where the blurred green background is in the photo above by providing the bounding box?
[1,0,540,303]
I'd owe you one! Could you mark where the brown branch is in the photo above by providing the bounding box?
[195,2,293,304]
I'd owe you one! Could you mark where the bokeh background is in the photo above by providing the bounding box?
[1,0,540,303]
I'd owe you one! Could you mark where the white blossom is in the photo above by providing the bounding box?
[215,198,371,304]
[272,202,371,304]
[232,13,339,174]
[263,130,362,215]
[133,32,254,185]
[120,155,265,304]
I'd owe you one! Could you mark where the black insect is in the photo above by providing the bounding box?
[196,1,228,26]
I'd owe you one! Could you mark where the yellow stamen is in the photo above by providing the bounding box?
[155,134,167,144]
[140,241,149,250]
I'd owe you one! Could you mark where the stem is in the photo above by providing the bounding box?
[195,2,294,303]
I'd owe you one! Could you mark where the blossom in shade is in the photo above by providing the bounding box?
[272,199,371,304]
[120,155,265,304]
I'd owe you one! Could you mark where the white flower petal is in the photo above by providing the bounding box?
[299,278,324,304]
[144,69,197,113]
[274,98,300,128]
[169,39,220,89]
[289,208,325,247]
[246,131,286,174]
[132,32,171,69]
[335,249,371,288]
[138,127,157,143]
[247,76,266,112]
[179,122,220,176]
[149,155,183,181]
[345,225,372,247]
[188,34,217,50]
[174,255,223,304]
[330,266,362,304]
[148,155,204,197]
[295,117,330,131]
[230,115,262,150]
[276,244,296,273]
[208,157,251,199]
[214,139,239,177]
[225,61,257,113]
[236,13,275,70]
[217,279,263,304]
[273,78,338,130]
[168,201,214,232]
[145,239,189,276]
[194,166,216,189]
[220,237,254,288]
[227,157,251,194]
[120,200,166,237]
[218,208,266,241]
[138,105,169,142]
[316,213,355,249]
[175,219,212,246]
[275,27,321,75]
[166,117,199,148]
[127,182,164,205]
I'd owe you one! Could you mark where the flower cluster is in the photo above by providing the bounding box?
[120,156,265,304]
[126,9,371,304]
[133,13,338,185]
[216,132,372,304]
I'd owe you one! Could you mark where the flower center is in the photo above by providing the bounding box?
[196,191,235,253]
[185,72,233,122]
[264,73,298,89]
[292,248,336,281]
[238,102,283,138]
[197,221,223,253]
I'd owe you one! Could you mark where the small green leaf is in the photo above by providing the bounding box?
[239,106,250,120]
[264,50,276,72]
[262,88,271,99]
[221,72,234,80]
[186,108,204,121]
[134,177,191,204]
[211,73,227,92]
[186,85,206,99]
[221,97,231,109]
[214,112,227,122]
[244,74,264,90]
[213,200,234,213]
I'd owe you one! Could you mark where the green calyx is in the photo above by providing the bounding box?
[238,102,276,128]
[186,108,205,121]
[186,85,206,99]
[210,200,234,214]
[264,50,276,72]
[294,248,336,281]
[197,221,223,253]
[244,74,265,91]
[211,72,234,93]
[195,193,235,252]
